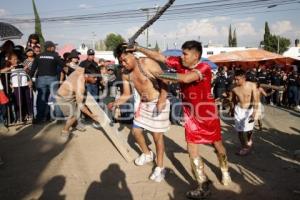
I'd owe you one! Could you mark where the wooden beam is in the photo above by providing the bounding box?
[85,93,133,162]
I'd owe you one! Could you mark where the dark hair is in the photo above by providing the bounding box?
[5,53,19,68]
[84,64,98,74]
[63,52,71,61]
[181,40,202,58]
[1,40,15,54]
[13,45,25,62]
[26,34,40,49]
[234,69,246,77]
[113,42,134,58]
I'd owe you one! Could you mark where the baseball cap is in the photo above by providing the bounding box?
[87,49,95,55]
[68,51,80,59]
[70,49,81,55]
[44,41,57,48]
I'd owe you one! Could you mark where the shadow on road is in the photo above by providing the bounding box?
[164,106,300,200]
[0,122,69,200]
[38,175,66,200]
[220,112,300,200]
[84,163,133,200]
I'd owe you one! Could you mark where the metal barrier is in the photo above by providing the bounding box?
[0,70,33,126]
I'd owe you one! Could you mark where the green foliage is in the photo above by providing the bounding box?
[260,21,291,54]
[154,41,160,51]
[232,29,237,47]
[228,24,232,47]
[32,0,45,50]
[104,33,125,51]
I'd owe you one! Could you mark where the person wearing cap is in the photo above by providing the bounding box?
[29,41,64,123]
[103,64,118,105]
[60,50,80,84]
[79,49,99,100]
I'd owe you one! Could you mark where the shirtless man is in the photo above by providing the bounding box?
[110,43,170,182]
[231,69,259,156]
[56,64,100,139]
[132,40,231,199]
[255,82,267,130]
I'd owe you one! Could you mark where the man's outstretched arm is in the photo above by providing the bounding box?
[135,45,167,63]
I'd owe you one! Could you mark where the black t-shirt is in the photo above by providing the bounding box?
[257,72,270,84]
[271,75,281,86]
[288,75,297,86]
[79,59,98,70]
[246,71,257,82]
[29,51,64,77]
[214,73,228,89]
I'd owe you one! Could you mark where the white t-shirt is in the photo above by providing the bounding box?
[0,79,4,90]
[10,67,29,87]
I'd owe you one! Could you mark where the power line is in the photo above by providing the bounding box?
[3,0,299,25]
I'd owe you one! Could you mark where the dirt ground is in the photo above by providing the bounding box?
[0,105,299,200]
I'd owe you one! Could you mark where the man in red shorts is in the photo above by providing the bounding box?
[131,40,231,199]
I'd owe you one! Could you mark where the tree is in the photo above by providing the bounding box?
[295,39,299,47]
[104,33,125,51]
[264,22,271,42]
[276,35,291,54]
[260,21,291,54]
[228,24,233,47]
[32,0,45,50]
[232,28,237,47]
[154,41,160,51]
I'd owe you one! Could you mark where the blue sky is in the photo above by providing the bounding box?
[1,0,300,49]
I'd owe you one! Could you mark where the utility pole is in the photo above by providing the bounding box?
[164,34,167,50]
[91,32,96,50]
[141,8,150,48]
[140,6,159,48]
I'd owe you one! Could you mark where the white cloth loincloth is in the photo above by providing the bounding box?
[255,103,264,120]
[133,99,170,133]
[234,104,255,132]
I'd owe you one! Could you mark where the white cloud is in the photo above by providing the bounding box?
[0,9,8,17]
[233,22,257,36]
[210,16,230,22]
[78,4,92,9]
[271,20,293,35]
[167,19,220,38]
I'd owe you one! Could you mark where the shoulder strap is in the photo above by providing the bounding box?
[137,58,152,79]
[136,58,159,90]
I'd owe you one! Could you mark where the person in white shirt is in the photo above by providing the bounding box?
[9,53,33,122]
